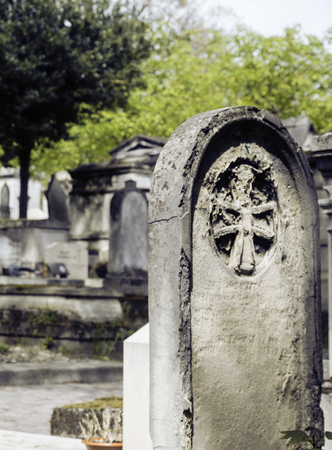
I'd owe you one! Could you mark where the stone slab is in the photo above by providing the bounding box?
[123,323,152,450]
[0,276,84,286]
[0,360,123,386]
[0,295,122,324]
[0,430,82,450]
[51,407,122,439]
[45,242,88,280]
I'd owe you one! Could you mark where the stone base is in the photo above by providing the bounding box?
[51,404,122,439]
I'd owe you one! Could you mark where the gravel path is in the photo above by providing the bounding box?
[0,381,123,435]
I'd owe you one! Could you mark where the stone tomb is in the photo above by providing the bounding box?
[105,180,148,296]
[149,107,323,450]
[44,242,88,280]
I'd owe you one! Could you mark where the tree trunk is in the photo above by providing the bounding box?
[19,148,31,219]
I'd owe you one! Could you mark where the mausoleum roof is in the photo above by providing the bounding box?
[282,114,316,150]
[70,134,167,178]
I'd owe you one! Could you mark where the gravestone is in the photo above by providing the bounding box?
[105,180,148,296]
[149,107,323,450]
[45,175,70,223]
[0,183,10,219]
[44,242,88,280]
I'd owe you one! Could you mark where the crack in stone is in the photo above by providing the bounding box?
[148,215,177,225]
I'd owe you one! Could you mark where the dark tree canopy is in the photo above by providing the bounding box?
[0,0,152,217]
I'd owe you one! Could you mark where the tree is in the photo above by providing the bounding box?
[0,0,151,217]
[32,25,332,176]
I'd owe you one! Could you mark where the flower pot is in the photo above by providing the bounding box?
[82,439,122,449]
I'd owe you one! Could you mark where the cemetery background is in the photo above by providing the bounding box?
[0,117,331,359]
[0,2,332,448]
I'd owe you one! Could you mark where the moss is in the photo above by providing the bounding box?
[63,395,123,410]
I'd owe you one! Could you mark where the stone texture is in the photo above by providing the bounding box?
[105,180,148,297]
[51,406,122,439]
[0,219,69,270]
[149,106,322,450]
[44,242,88,280]
[45,174,70,224]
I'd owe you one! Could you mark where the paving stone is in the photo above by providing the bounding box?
[0,429,82,449]
[0,381,123,435]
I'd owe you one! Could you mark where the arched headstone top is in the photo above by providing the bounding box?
[107,179,148,297]
[149,106,322,450]
[0,183,10,219]
[149,106,315,226]
[110,180,147,221]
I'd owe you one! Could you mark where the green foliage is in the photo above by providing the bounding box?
[92,306,145,359]
[280,427,332,448]
[35,24,332,176]
[42,335,54,350]
[29,306,58,325]
[16,336,28,347]
[0,344,9,355]
[0,0,152,216]
[59,345,70,356]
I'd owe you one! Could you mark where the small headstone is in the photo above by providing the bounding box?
[44,242,88,280]
[45,175,70,223]
[149,107,323,450]
[0,183,10,218]
[106,180,148,296]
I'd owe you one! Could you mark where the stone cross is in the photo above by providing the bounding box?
[149,107,323,450]
[211,163,276,275]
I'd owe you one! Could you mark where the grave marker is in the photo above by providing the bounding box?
[0,183,10,219]
[44,242,88,280]
[149,107,323,450]
[45,175,70,223]
[106,180,148,296]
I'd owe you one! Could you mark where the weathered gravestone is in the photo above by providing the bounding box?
[0,183,10,219]
[44,242,88,280]
[105,180,148,296]
[149,106,323,450]
[45,175,70,223]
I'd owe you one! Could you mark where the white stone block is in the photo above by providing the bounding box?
[123,323,152,450]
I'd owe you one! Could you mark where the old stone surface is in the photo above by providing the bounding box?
[51,406,122,439]
[149,106,322,450]
[0,219,69,270]
[44,242,88,280]
[45,175,70,223]
[105,180,148,297]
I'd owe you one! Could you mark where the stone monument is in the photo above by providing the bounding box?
[149,107,323,450]
[105,180,148,296]
[45,174,70,223]
[0,183,10,219]
[44,242,88,280]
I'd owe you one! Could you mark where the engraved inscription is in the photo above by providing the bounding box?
[210,160,277,276]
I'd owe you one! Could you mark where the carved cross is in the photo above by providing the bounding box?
[212,165,275,275]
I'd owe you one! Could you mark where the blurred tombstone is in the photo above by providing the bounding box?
[45,175,70,223]
[105,180,148,296]
[0,183,10,219]
[44,242,88,280]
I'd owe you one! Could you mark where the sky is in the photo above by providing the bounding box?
[202,0,332,38]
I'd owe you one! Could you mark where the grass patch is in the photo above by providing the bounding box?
[0,344,9,354]
[29,306,58,325]
[63,396,123,410]
[59,345,70,356]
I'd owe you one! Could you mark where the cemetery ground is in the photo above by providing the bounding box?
[0,339,123,449]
